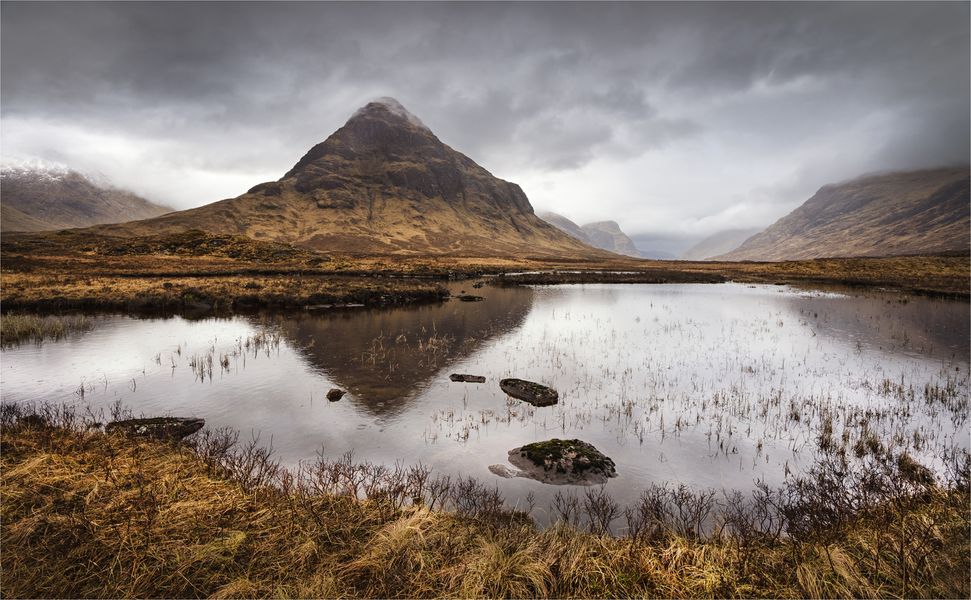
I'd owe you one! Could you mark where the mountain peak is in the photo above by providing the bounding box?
[349,97,428,131]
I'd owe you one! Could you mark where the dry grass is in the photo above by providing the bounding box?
[2,409,967,599]
[3,231,967,309]
[0,271,448,314]
[0,313,93,346]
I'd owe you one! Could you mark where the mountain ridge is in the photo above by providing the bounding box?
[715,167,970,261]
[1,167,172,232]
[538,211,643,257]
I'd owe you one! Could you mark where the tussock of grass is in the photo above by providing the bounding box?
[0,313,92,346]
[1,409,968,598]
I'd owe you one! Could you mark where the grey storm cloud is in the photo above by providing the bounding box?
[1,1,968,249]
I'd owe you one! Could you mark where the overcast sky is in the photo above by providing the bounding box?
[2,2,968,251]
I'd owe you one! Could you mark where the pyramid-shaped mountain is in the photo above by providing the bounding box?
[93,98,603,258]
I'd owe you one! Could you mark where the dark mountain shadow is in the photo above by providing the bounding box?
[270,285,535,416]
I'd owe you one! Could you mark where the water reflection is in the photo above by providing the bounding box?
[272,285,534,415]
[0,283,967,518]
[778,290,970,363]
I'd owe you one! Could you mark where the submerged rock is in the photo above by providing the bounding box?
[507,439,617,485]
[499,378,558,406]
[450,373,487,383]
[488,464,519,478]
[106,417,205,440]
[327,388,346,402]
[456,294,484,302]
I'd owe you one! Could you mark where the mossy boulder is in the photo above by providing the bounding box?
[499,378,558,406]
[507,439,617,485]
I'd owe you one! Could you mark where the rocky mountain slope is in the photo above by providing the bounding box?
[716,167,970,261]
[91,98,603,259]
[1,166,171,232]
[681,228,761,261]
[538,211,643,257]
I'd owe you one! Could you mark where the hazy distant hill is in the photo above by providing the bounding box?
[715,167,970,261]
[581,221,643,257]
[90,98,603,259]
[538,211,644,257]
[1,166,171,232]
[537,211,591,244]
[681,228,761,261]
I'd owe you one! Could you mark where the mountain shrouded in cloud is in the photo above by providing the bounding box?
[1,163,171,232]
[539,211,645,257]
[680,228,762,261]
[90,99,606,258]
[714,167,970,261]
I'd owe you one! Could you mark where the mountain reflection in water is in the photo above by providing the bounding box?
[272,284,535,415]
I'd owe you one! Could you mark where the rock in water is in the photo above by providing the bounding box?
[508,439,617,485]
[450,373,486,383]
[456,294,484,302]
[106,417,205,440]
[327,388,346,402]
[499,378,558,406]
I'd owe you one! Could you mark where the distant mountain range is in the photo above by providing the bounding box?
[715,167,970,261]
[680,228,761,261]
[89,98,603,259]
[1,165,171,232]
[537,211,644,257]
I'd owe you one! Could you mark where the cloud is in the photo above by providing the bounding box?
[1,1,967,243]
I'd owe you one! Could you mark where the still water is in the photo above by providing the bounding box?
[3,283,968,513]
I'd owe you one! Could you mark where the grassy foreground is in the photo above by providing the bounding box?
[2,411,968,599]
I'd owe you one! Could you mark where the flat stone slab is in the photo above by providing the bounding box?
[505,439,617,485]
[499,378,558,406]
[450,373,487,383]
[106,417,205,440]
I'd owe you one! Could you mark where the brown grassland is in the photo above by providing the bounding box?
[2,231,967,318]
[1,406,968,599]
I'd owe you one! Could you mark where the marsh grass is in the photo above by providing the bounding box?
[2,402,968,599]
[0,312,93,346]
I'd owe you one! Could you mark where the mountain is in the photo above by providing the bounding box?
[715,167,970,261]
[91,98,602,259]
[538,212,644,257]
[637,249,678,260]
[681,228,761,261]
[580,221,643,258]
[1,165,172,232]
[537,211,591,244]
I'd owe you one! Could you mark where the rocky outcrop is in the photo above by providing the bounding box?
[504,439,617,485]
[499,378,559,406]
